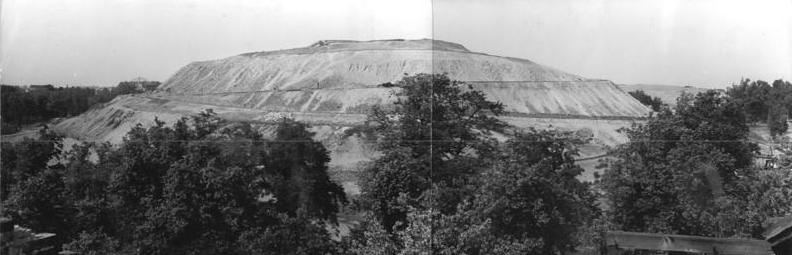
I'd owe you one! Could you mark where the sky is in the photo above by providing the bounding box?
[0,0,432,86]
[1,0,790,88]
[434,0,792,88]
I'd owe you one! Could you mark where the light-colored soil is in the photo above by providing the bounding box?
[161,39,650,118]
[161,39,586,93]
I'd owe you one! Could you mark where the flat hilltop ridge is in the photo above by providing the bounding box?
[237,39,471,58]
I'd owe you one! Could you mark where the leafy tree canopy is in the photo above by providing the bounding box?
[357,73,506,231]
[2,111,345,254]
[348,74,598,254]
[346,128,598,254]
[600,90,792,238]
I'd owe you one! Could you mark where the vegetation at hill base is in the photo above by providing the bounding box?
[1,80,160,134]
[2,74,792,254]
[628,90,666,112]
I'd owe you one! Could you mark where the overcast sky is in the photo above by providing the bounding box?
[1,0,790,88]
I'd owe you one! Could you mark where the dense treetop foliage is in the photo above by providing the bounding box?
[345,73,599,254]
[600,90,792,238]
[1,80,160,134]
[1,110,345,254]
[356,73,508,230]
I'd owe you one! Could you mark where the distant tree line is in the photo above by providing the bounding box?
[628,90,666,112]
[628,79,792,138]
[727,79,792,138]
[1,80,160,134]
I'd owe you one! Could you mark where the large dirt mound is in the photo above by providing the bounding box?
[158,39,649,118]
[162,39,580,92]
[54,39,651,184]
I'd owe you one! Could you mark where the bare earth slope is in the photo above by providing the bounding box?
[158,39,649,117]
[55,39,651,184]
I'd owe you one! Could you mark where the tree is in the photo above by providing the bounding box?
[600,90,774,238]
[729,79,772,123]
[349,73,596,254]
[110,112,345,254]
[674,91,755,170]
[114,81,141,95]
[1,83,153,133]
[357,73,506,231]
[768,103,789,138]
[346,129,598,254]
[728,78,792,127]
[141,81,161,91]
[1,128,64,201]
[1,129,73,234]
[2,111,346,254]
[263,118,347,223]
[454,130,598,254]
[628,90,665,111]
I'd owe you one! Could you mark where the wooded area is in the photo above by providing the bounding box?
[0,80,160,134]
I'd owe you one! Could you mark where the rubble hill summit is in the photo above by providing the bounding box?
[156,39,649,118]
[160,38,582,93]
